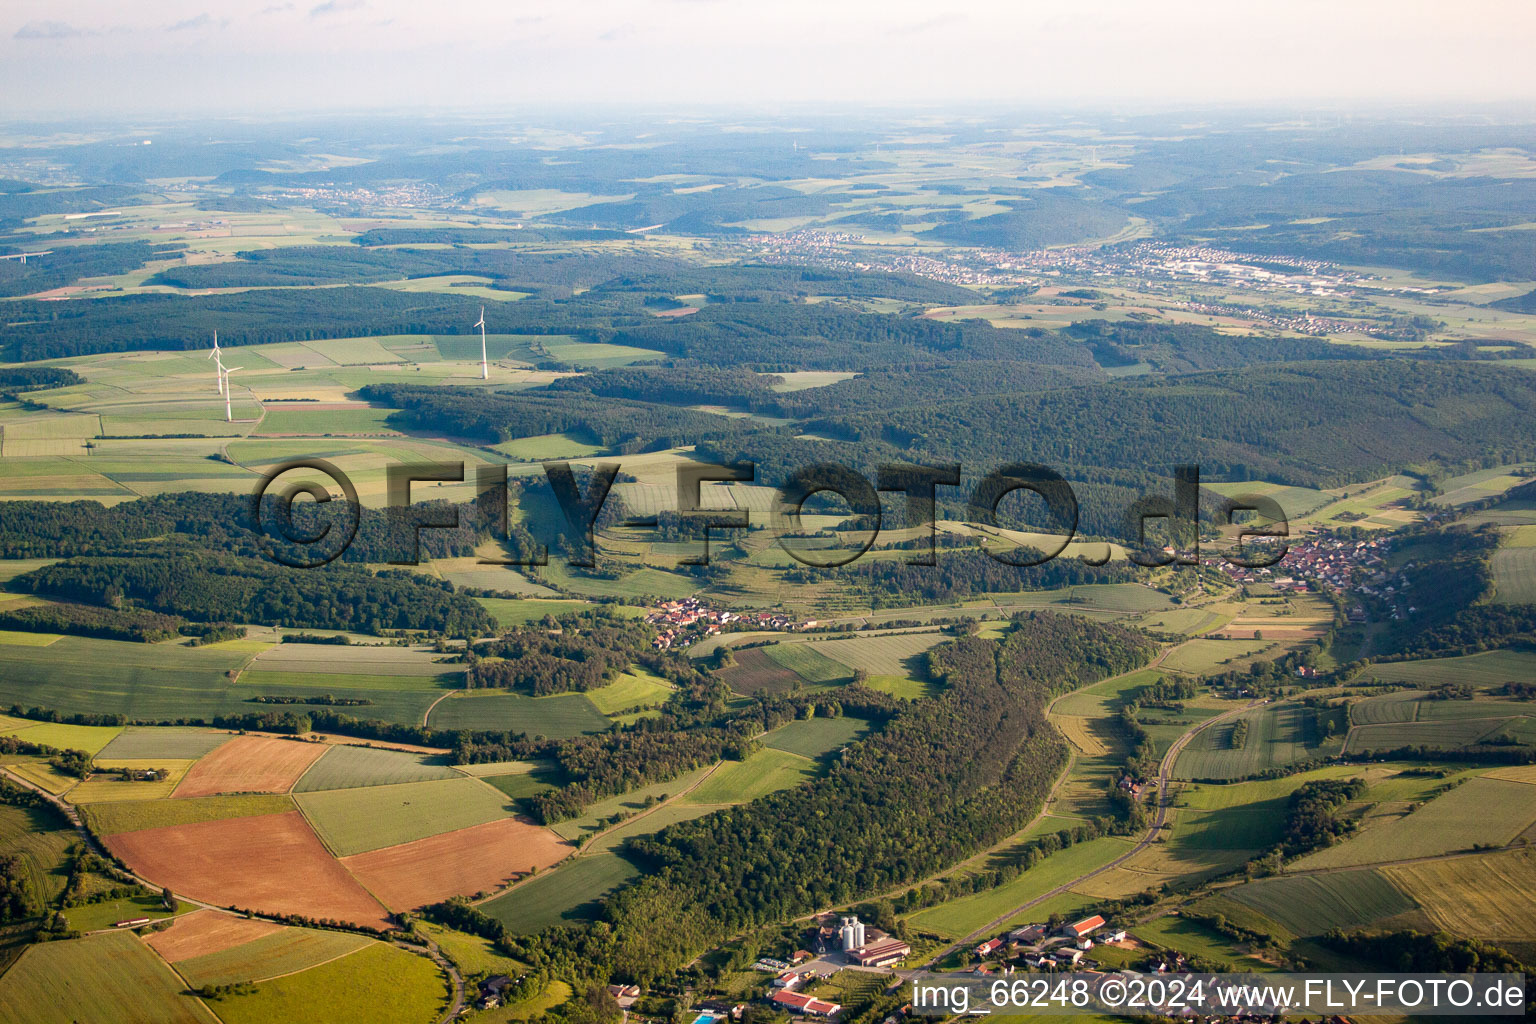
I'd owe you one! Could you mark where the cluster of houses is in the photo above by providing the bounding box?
[648,598,819,650]
[971,914,1128,973]
[1214,535,1388,599]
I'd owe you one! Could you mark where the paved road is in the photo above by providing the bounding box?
[921,695,1260,966]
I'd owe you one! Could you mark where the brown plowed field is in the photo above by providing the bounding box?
[143,909,284,962]
[340,816,572,911]
[173,735,331,799]
[105,811,392,929]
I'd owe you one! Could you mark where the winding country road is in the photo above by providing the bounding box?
[922,691,1261,965]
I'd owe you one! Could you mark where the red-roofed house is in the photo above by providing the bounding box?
[771,991,841,1017]
[1065,915,1105,938]
[975,938,1004,957]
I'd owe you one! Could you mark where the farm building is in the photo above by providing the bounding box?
[1009,924,1045,943]
[975,937,1004,957]
[849,938,911,968]
[771,991,841,1016]
[1063,914,1105,938]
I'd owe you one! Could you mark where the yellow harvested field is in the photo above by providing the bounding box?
[1485,764,1536,785]
[144,909,285,962]
[67,760,197,803]
[1383,848,1536,940]
[1053,715,1108,756]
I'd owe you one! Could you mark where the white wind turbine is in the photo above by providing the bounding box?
[475,307,488,380]
[222,366,242,422]
[208,331,225,395]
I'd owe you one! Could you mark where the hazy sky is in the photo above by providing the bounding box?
[3,0,1534,118]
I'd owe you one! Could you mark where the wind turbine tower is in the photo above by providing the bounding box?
[475,307,489,380]
[222,366,242,422]
[209,331,225,395]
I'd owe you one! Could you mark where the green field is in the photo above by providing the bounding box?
[481,768,560,806]
[1161,637,1275,675]
[474,598,634,627]
[61,894,186,932]
[1349,691,1421,725]
[80,795,295,836]
[1366,649,1536,688]
[478,851,640,934]
[291,745,460,793]
[1492,546,1536,605]
[583,669,674,715]
[0,638,441,727]
[763,642,853,685]
[0,802,75,906]
[210,942,447,1024]
[1345,717,1521,753]
[762,715,871,759]
[254,407,399,435]
[176,928,375,988]
[0,719,123,756]
[424,690,611,737]
[684,748,816,805]
[295,776,514,856]
[813,632,949,677]
[1131,915,1273,971]
[1294,776,1536,870]
[903,836,1132,939]
[1173,703,1342,781]
[493,431,606,461]
[97,728,231,760]
[0,931,216,1024]
[548,766,716,843]
[417,921,524,980]
[1225,869,1419,937]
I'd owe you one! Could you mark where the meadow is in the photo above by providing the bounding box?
[1293,776,1536,869]
[812,631,949,678]
[1365,648,1536,688]
[903,836,1134,939]
[60,894,186,932]
[210,942,448,1024]
[548,766,716,843]
[0,803,74,906]
[291,744,460,792]
[172,927,374,989]
[81,794,296,836]
[1130,915,1273,971]
[1225,869,1419,937]
[478,851,640,934]
[1172,703,1341,781]
[582,669,674,715]
[763,642,853,685]
[1492,545,1536,605]
[424,690,612,737]
[717,647,801,695]
[762,715,871,759]
[0,720,123,755]
[684,748,816,804]
[416,921,524,980]
[98,729,231,760]
[294,776,514,856]
[0,931,216,1024]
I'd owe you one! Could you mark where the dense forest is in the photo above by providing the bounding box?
[512,614,1155,984]
[12,552,493,636]
[790,546,1139,604]
[0,493,479,564]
